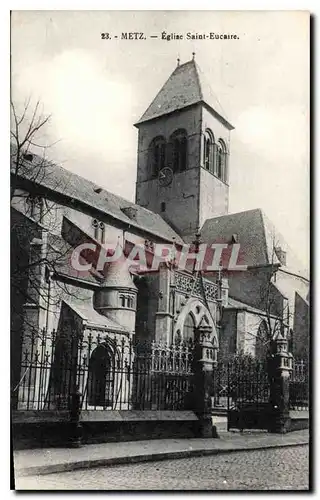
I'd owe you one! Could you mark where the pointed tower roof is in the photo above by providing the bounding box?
[103,260,137,290]
[135,58,234,130]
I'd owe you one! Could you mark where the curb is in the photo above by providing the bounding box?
[15,439,309,477]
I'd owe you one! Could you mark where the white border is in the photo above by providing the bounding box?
[2,2,317,498]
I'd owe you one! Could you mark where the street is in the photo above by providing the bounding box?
[16,445,309,491]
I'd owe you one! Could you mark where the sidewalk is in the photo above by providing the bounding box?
[14,428,309,477]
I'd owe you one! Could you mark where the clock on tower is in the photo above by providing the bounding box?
[158,167,173,187]
[134,56,234,239]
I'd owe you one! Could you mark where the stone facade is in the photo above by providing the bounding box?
[11,57,309,416]
[135,103,231,239]
[135,105,203,237]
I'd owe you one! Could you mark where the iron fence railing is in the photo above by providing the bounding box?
[289,359,309,410]
[212,355,270,411]
[12,329,195,412]
[12,328,309,414]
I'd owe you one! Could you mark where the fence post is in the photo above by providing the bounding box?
[268,335,293,433]
[69,388,83,448]
[193,323,218,438]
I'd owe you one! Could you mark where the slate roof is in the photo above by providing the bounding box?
[226,296,269,315]
[103,260,137,289]
[200,208,308,280]
[47,232,104,284]
[63,300,127,332]
[136,59,234,129]
[11,148,183,245]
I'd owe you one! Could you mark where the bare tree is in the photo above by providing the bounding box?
[241,234,293,363]
[10,99,92,336]
[10,98,100,404]
[11,98,51,199]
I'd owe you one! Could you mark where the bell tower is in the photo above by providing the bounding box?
[134,55,234,240]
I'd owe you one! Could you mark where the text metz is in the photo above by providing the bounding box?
[121,32,146,40]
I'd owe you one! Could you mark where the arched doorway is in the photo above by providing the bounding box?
[173,297,218,348]
[87,344,115,408]
[183,312,196,342]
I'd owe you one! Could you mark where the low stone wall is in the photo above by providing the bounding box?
[288,416,309,432]
[12,410,202,450]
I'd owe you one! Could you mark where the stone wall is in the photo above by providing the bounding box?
[135,103,231,238]
[135,105,202,236]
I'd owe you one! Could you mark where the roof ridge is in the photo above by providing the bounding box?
[258,208,276,265]
[201,207,263,226]
[176,59,194,69]
[135,59,233,128]
[12,146,157,215]
[228,295,265,311]
[259,210,309,278]
[11,146,183,244]
[136,63,181,125]
[193,61,203,101]
[195,62,227,118]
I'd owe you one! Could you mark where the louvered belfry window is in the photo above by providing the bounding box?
[149,136,166,178]
[170,129,188,173]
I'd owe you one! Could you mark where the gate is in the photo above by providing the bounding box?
[289,359,309,411]
[212,355,271,431]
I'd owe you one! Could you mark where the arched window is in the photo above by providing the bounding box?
[256,320,269,360]
[127,296,134,309]
[87,344,114,407]
[216,139,227,182]
[99,221,105,244]
[149,136,166,178]
[119,294,135,309]
[92,219,105,243]
[203,129,215,172]
[92,218,99,240]
[170,129,188,173]
[183,312,196,342]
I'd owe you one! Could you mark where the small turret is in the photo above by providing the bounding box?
[94,260,137,334]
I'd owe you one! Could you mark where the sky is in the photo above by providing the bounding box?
[10,10,309,268]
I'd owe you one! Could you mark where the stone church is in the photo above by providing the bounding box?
[11,57,309,415]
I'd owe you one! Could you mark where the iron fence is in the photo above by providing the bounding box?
[213,355,309,413]
[13,328,195,412]
[289,359,309,410]
[212,355,270,410]
[12,328,309,415]
[212,355,271,431]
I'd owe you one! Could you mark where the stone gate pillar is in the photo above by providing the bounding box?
[155,263,173,343]
[268,334,293,433]
[193,323,218,438]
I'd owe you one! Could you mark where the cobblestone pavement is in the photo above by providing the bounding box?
[16,445,309,491]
